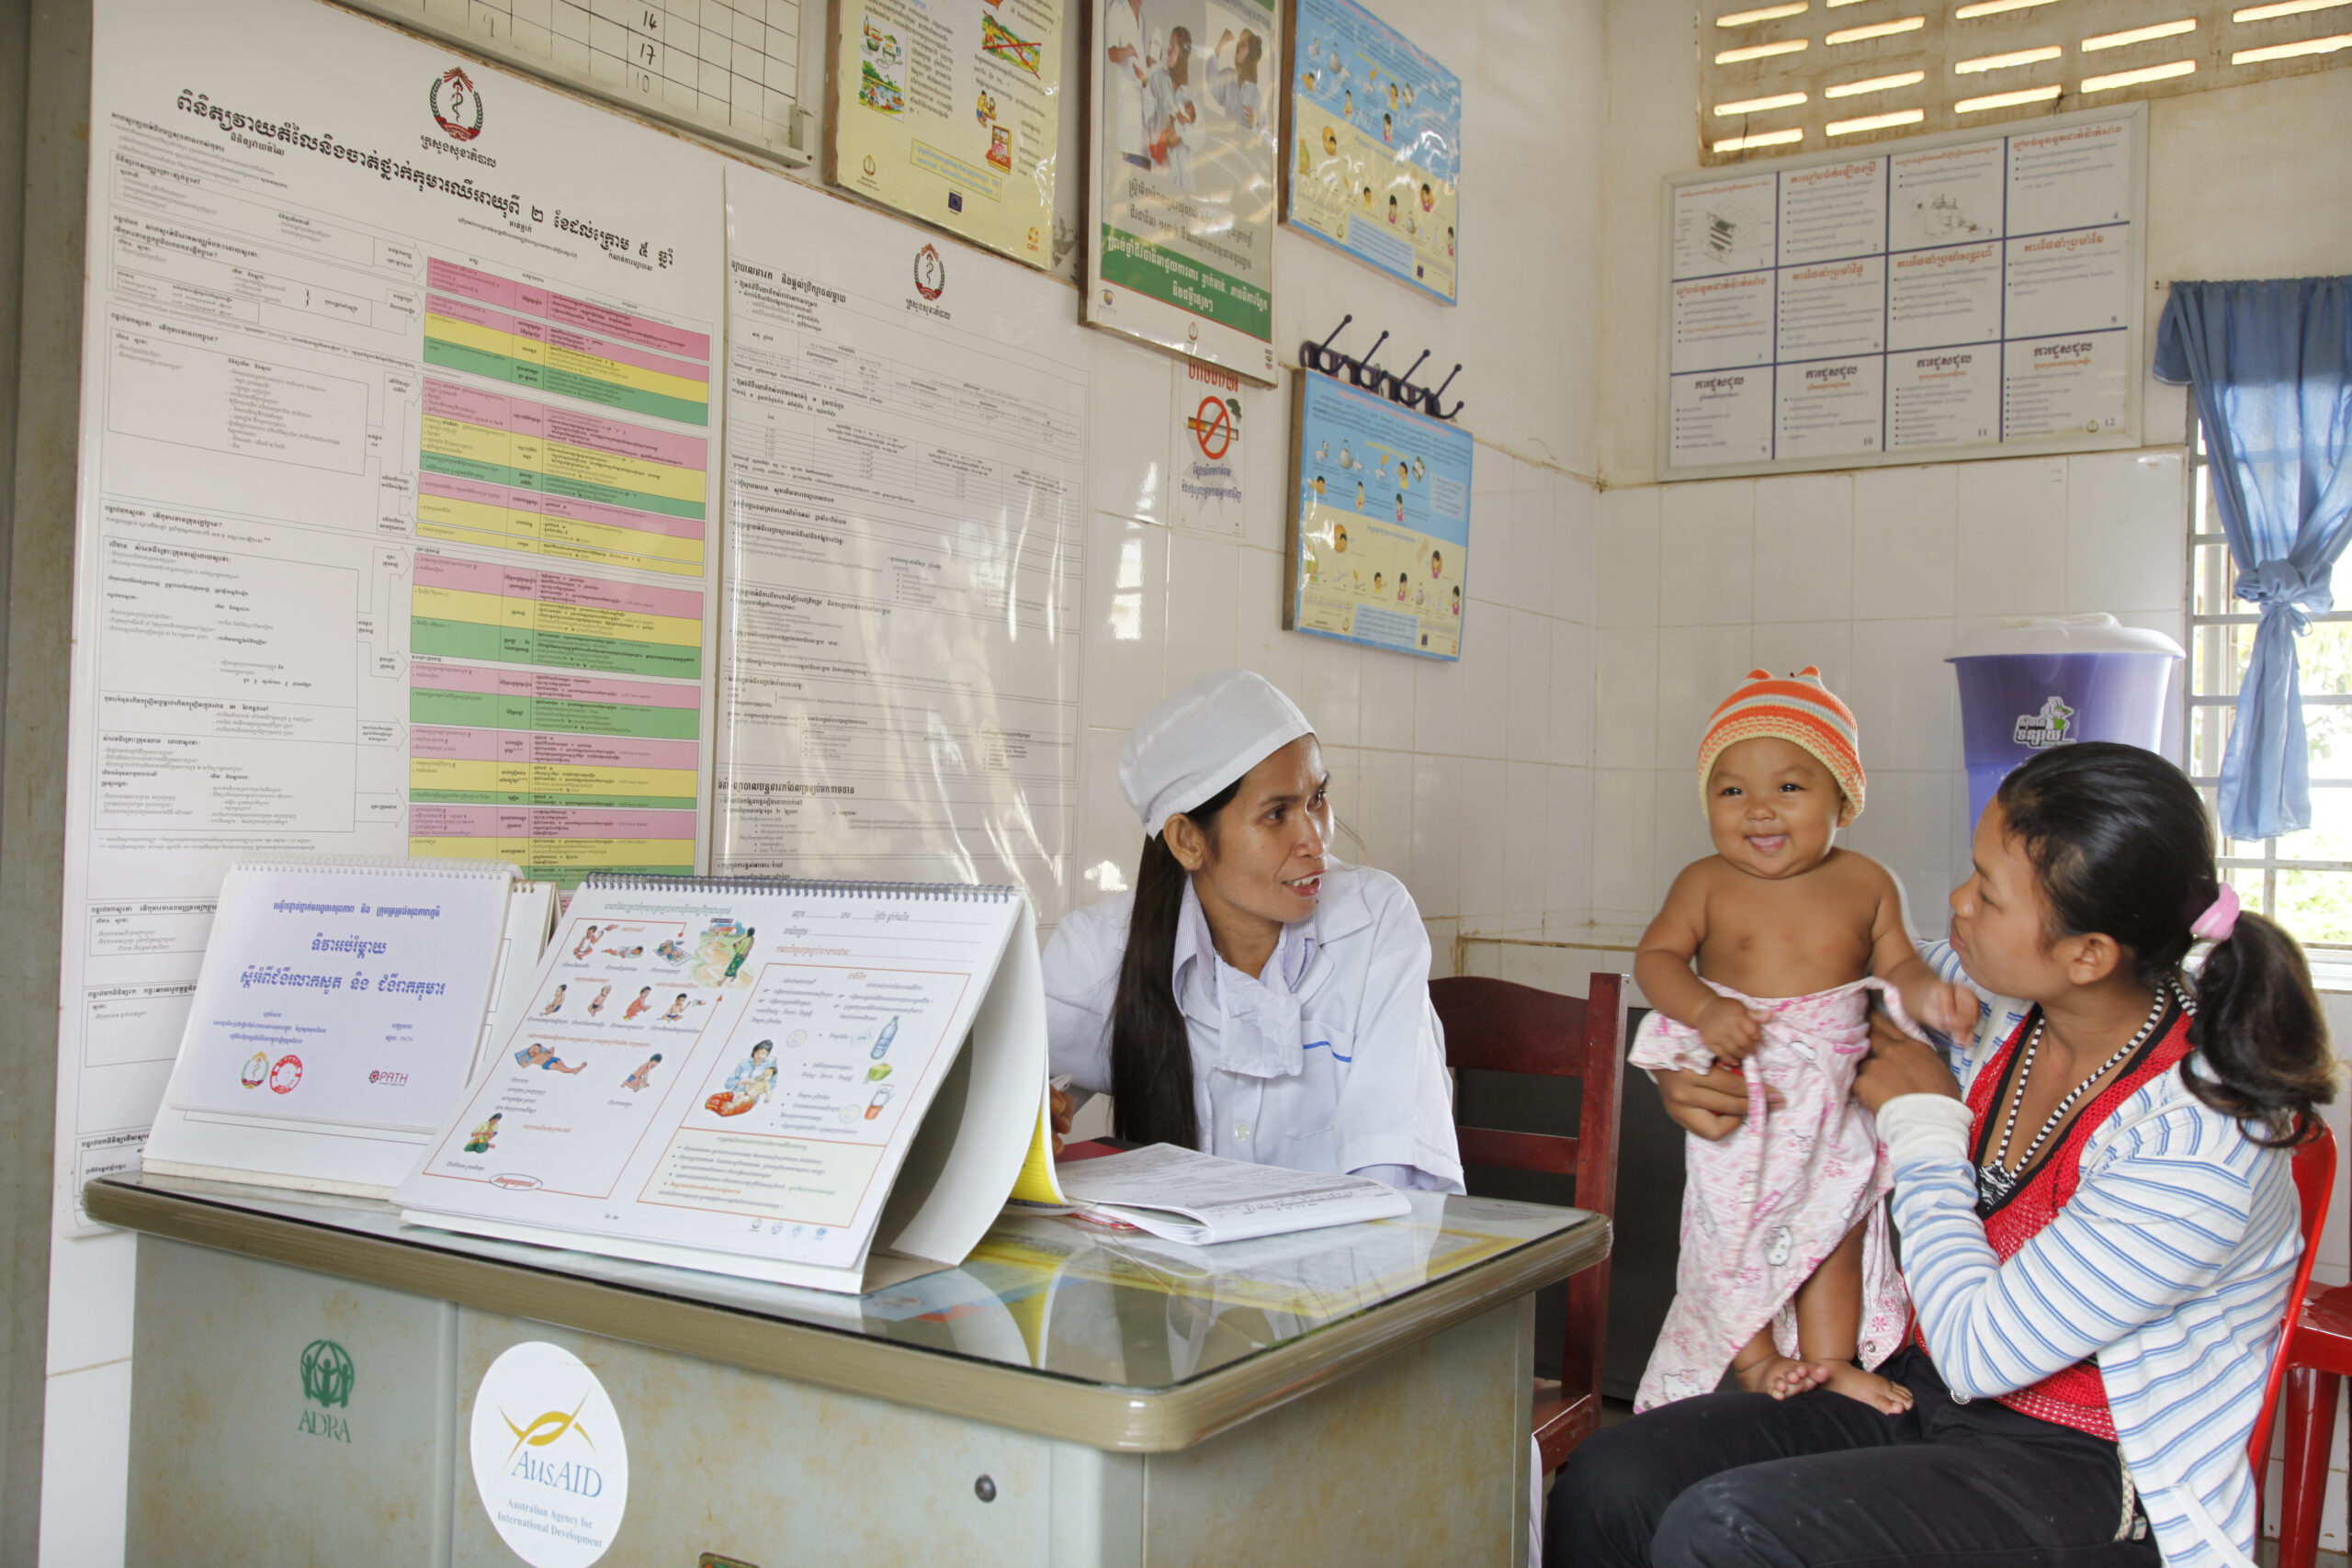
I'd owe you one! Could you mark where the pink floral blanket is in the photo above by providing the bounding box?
[1628,976,1919,1410]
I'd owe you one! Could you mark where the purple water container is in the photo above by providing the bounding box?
[1949,615,2184,833]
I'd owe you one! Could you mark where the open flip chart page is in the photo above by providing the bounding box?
[142,857,521,1195]
[399,876,1048,1292]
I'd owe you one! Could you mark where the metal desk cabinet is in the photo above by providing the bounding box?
[88,1176,1607,1567]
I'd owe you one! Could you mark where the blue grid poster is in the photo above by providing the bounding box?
[1661,107,2143,480]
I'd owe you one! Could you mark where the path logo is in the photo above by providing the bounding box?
[431,67,485,142]
[2014,694,2076,750]
[913,243,945,301]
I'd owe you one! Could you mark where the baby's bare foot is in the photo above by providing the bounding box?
[1732,1352,1832,1401]
[1815,1359,1914,1415]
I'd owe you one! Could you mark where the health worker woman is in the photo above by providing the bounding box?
[1043,669,1464,1191]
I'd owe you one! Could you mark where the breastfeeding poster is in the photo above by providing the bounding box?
[826,0,1065,268]
[1086,0,1283,384]
[1283,0,1461,302]
[1663,106,2143,479]
[1283,371,1473,660]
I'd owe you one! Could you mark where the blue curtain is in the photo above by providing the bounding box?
[2154,278,2352,842]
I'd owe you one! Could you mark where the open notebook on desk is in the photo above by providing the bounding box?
[1015,1142,1412,1245]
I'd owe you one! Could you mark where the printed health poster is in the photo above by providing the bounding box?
[62,0,722,1230]
[826,0,1065,269]
[1086,0,1283,385]
[1661,106,2143,479]
[1283,0,1460,302]
[1283,371,1472,660]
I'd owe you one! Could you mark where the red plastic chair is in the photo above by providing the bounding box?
[2249,1124,2338,1568]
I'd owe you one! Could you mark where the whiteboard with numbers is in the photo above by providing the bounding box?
[341,0,811,164]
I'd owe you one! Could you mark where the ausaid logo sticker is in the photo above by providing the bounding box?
[470,1341,629,1567]
[2014,694,2076,750]
[431,67,485,142]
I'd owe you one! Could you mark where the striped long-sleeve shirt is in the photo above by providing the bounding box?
[1885,942,2299,1568]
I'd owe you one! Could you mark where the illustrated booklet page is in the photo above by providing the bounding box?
[398,876,1049,1292]
[142,856,525,1195]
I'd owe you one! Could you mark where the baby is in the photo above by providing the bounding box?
[1631,668,1971,1414]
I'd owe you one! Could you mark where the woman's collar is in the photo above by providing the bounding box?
[1172,875,1322,998]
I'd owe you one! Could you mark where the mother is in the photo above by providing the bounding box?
[1549,743,2335,1568]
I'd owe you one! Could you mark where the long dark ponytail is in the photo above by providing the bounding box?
[1108,778,1240,1148]
[1996,742,2335,1147]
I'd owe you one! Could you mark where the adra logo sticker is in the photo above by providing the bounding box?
[469,1342,629,1567]
[297,1338,355,1445]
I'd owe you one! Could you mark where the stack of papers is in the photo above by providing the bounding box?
[1020,1144,1412,1245]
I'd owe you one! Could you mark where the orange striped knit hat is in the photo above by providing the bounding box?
[1696,667,1865,819]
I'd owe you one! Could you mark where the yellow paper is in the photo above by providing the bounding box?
[1007,1082,1069,1205]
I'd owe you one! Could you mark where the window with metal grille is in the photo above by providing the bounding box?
[1702,0,2352,163]
[2186,418,2352,949]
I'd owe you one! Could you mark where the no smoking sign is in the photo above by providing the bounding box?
[1173,363,1248,536]
[1188,395,1236,460]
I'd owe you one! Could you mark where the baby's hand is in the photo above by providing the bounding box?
[1902,976,1979,1038]
[1694,994,1768,1061]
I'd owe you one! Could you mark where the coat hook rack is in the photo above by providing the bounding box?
[1295,313,1466,423]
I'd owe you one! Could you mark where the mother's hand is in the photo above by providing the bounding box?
[1651,1062,1772,1142]
[1856,1012,1962,1113]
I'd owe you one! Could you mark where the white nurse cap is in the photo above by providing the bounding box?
[1120,669,1315,829]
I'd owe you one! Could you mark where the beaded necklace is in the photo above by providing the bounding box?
[1976,981,2183,1212]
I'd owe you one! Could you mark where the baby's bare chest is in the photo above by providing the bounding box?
[1696,884,1877,998]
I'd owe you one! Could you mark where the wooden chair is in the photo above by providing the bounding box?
[1431,972,1628,1473]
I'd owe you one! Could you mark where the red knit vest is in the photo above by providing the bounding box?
[1914,1000,2194,1439]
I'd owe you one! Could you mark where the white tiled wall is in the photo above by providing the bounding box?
[38,5,1615,1557]
[1586,450,2189,936]
[1076,344,1603,968]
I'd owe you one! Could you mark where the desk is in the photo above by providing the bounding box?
[86,1175,1605,1567]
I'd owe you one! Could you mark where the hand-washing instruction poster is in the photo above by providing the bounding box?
[1086,0,1282,384]
[826,0,1065,268]
[1283,0,1460,302]
[1662,106,2143,480]
[61,0,723,1230]
[716,164,1091,917]
[1283,371,1472,660]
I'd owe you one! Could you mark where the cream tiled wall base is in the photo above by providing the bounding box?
[122,1236,1535,1566]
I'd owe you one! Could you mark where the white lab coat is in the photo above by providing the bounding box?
[1143,67,1195,189]
[1102,0,1146,166]
[1043,861,1465,1192]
